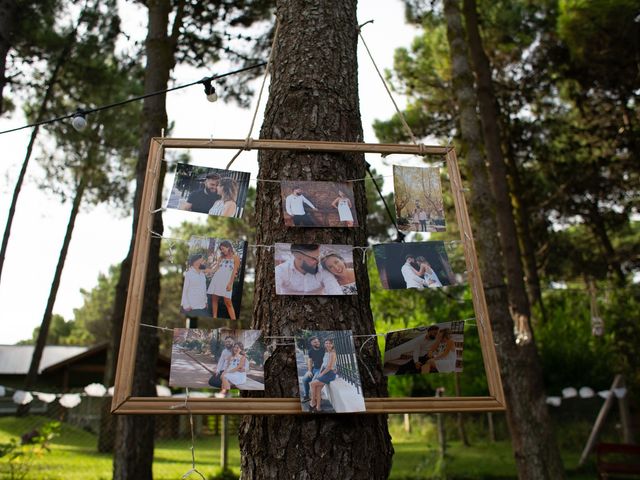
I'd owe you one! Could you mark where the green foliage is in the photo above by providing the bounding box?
[381,0,640,411]
[557,0,639,95]
[0,420,60,480]
[28,0,143,208]
[19,314,87,346]
[0,414,601,479]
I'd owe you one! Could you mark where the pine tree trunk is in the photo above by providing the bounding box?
[453,373,469,446]
[110,0,178,472]
[462,0,533,332]
[239,2,393,478]
[0,0,17,114]
[17,176,87,416]
[587,204,625,285]
[443,0,565,478]
[503,140,547,323]
[0,26,77,283]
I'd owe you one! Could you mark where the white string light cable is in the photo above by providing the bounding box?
[0,63,267,136]
[168,388,206,480]
[140,317,478,342]
[146,230,463,256]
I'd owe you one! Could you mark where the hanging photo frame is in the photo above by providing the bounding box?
[111,137,505,415]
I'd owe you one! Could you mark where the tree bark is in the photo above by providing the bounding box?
[503,139,547,323]
[587,204,625,285]
[17,175,88,416]
[109,0,178,473]
[462,0,533,339]
[443,1,565,478]
[238,2,393,479]
[453,373,469,446]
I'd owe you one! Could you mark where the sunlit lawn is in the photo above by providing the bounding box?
[0,416,597,479]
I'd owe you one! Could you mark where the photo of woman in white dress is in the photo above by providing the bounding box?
[280,180,359,228]
[207,240,241,320]
[218,342,247,397]
[209,177,238,217]
[331,189,354,227]
[421,328,456,373]
[415,256,443,288]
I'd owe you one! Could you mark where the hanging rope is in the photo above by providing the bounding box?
[358,21,422,149]
[225,18,281,170]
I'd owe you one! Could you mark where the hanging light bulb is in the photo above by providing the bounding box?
[71,109,87,131]
[202,78,218,102]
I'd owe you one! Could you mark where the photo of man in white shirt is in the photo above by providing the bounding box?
[401,254,426,289]
[284,186,318,226]
[180,254,210,316]
[274,243,343,295]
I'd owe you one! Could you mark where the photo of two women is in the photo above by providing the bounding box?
[180,236,247,321]
[295,330,366,413]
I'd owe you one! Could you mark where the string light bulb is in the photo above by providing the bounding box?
[71,109,87,131]
[201,78,218,102]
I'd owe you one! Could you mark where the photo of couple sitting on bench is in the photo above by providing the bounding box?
[169,328,266,396]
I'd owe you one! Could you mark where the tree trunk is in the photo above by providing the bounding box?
[453,373,469,446]
[0,0,18,114]
[443,1,565,478]
[239,2,393,479]
[462,0,533,341]
[110,0,178,473]
[587,204,625,285]
[17,175,88,416]
[0,27,77,284]
[503,139,547,323]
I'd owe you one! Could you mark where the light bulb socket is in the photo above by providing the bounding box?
[202,78,218,102]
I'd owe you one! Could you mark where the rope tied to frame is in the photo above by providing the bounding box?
[358,20,422,150]
[170,388,206,480]
[225,18,281,170]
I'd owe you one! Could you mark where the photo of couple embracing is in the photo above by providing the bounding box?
[179,236,248,320]
[373,241,457,290]
[274,243,357,296]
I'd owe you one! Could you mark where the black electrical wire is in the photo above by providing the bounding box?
[0,62,267,136]
[365,161,405,242]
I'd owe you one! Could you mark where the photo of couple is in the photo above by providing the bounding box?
[274,243,357,296]
[393,165,446,232]
[280,180,358,228]
[169,328,266,396]
[166,162,250,219]
[295,330,366,413]
[383,321,465,376]
[373,241,456,290]
[180,236,247,320]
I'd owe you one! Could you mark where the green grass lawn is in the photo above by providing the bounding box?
[0,416,598,479]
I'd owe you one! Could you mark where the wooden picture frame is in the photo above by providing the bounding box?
[111,138,506,415]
